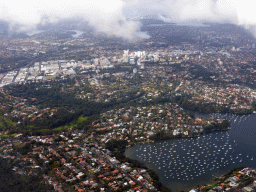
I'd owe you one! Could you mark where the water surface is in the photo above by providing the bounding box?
[125,113,256,192]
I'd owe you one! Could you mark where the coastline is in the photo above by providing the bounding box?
[125,113,256,191]
[189,166,256,192]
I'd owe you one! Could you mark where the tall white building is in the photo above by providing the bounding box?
[123,50,129,63]
[129,57,135,65]
[123,50,129,57]
[94,58,100,66]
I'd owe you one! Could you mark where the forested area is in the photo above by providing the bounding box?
[4,81,147,134]
[203,120,230,133]
[0,56,31,73]
[0,158,53,192]
[149,130,182,141]
[0,112,16,132]
[175,95,254,114]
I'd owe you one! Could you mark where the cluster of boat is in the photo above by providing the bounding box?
[134,113,254,181]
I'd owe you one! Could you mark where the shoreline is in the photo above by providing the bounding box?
[125,113,255,191]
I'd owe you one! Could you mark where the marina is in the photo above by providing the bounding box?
[125,113,256,191]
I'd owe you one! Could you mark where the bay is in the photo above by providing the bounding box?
[125,113,256,192]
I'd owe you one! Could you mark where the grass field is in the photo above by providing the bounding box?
[77,116,88,124]
[52,116,88,131]
[1,133,18,138]
[0,116,16,130]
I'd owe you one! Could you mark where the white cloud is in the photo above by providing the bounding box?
[1,0,256,39]
[126,0,256,37]
[0,0,141,40]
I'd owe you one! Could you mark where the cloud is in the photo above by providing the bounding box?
[123,0,236,23]
[1,0,256,39]
[123,0,256,36]
[0,0,141,40]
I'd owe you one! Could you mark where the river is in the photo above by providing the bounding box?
[26,29,85,37]
[125,113,256,192]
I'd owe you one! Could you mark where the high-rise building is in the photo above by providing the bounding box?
[129,57,135,65]
[123,50,129,57]
[94,58,99,66]
[123,50,129,63]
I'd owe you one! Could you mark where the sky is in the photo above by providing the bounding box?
[1,0,256,39]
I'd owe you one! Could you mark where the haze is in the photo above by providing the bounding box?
[1,0,256,39]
